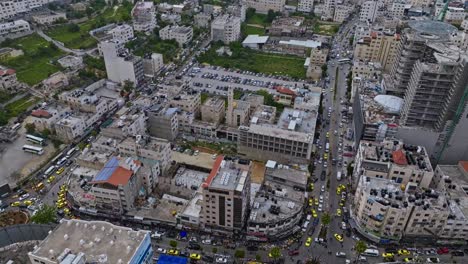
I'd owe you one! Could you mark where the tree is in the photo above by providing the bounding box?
[41,128,51,139]
[234,250,245,258]
[123,80,134,92]
[30,205,57,224]
[255,254,262,261]
[169,240,178,248]
[321,64,328,77]
[349,36,354,46]
[246,7,256,20]
[355,240,367,261]
[306,257,321,264]
[68,23,80,32]
[347,162,353,177]
[321,212,331,226]
[212,247,218,254]
[25,123,36,134]
[269,246,281,260]
[266,9,280,23]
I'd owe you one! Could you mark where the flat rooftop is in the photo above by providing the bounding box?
[203,156,249,192]
[265,161,308,187]
[249,193,302,223]
[174,167,209,190]
[438,165,468,221]
[30,219,148,263]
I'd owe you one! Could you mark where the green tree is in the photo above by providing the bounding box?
[77,142,87,150]
[169,240,178,248]
[321,212,331,226]
[306,257,321,264]
[123,80,134,92]
[355,240,367,260]
[234,250,245,258]
[255,254,262,261]
[269,246,281,260]
[41,128,51,139]
[347,162,353,177]
[321,64,328,77]
[212,247,218,254]
[266,9,280,23]
[246,7,256,20]
[25,123,36,134]
[68,23,80,33]
[349,36,354,46]
[30,205,57,224]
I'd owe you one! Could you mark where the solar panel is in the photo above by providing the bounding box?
[93,157,119,182]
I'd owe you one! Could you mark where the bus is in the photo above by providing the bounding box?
[26,134,45,146]
[362,249,380,257]
[338,58,352,64]
[22,145,44,155]
[11,123,21,131]
[44,165,56,177]
[66,147,78,158]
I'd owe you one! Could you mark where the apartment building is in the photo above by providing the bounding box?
[400,44,468,130]
[132,1,157,32]
[194,13,211,28]
[100,40,144,86]
[118,136,171,173]
[359,0,381,23]
[383,21,458,97]
[227,4,246,22]
[244,0,285,13]
[159,25,193,47]
[353,30,400,72]
[109,24,134,44]
[352,61,382,79]
[390,1,406,18]
[445,7,466,24]
[0,19,30,37]
[146,104,179,140]
[0,67,20,92]
[333,6,352,23]
[169,92,201,115]
[211,15,241,44]
[0,0,55,21]
[353,138,434,188]
[29,105,69,132]
[55,114,90,142]
[200,156,251,235]
[201,97,225,125]
[142,53,164,77]
[28,219,153,264]
[297,0,314,13]
[309,48,328,66]
[226,88,251,127]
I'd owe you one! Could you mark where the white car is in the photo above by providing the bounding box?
[216,257,228,263]
[19,193,30,201]
[336,252,346,258]
[321,186,325,193]
[426,258,440,263]
[318,204,323,212]
[341,222,347,230]
[202,239,212,245]
[157,248,167,254]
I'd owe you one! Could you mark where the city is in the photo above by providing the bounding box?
[0,0,467,263]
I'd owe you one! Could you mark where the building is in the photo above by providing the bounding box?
[132,1,157,33]
[352,61,382,79]
[383,21,458,96]
[359,0,380,23]
[142,53,164,77]
[309,48,328,66]
[297,0,313,13]
[201,96,225,125]
[353,138,434,189]
[146,104,179,140]
[399,44,468,130]
[55,113,90,142]
[159,25,193,47]
[390,1,406,18]
[0,0,55,21]
[28,219,153,264]
[194,13,211,28]
[57,55,83,70]
[353,30,400,72]
[352,175,448,243]
[225,88,251,127]
[31,12,66,25]
[0,19,31,38]
[29,104,70,132]
[333,6,352,23]
[267,17,311,38]
[241,35,269,50]
[211,15,241,44]
[109,24,134,44]
[42,71,69,92]
[169,92,201,115]
[100,40,144,86]
[445,7,466,24]
[0,67,20,92]
[244,0,285,13]
[200,156,251,235]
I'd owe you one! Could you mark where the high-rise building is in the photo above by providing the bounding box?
[211,15,241,44]
[146,104,179,140]
[298,0,314,13]
[353,30,400,72]
[359,0,381,23]
[159,25,193,47]
[100,41,144,86]
[132,1,157,33]
[200,156,251,236]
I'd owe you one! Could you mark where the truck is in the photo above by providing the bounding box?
[337,171,342,181]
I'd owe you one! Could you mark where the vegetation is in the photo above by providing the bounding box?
[269,246,282,260]
[125,35,180,62]
[0,34,64,85]
[241,24,266,36]
[25,123,36,134]
[355,240,368,260]
[321,64,328,77]
[0,91,16,104]
[212,247,218,254]
[169,240,178,248]
[321,212,331,226]
[346,71,353,100]
[255,90,285,113]
[234,250,245,258]
[306,258,321,264]
[201,93,209,104]
[347,162,354,177]
[30,205,57,224]
[199,42,306,79]
[0,96,39,125]
[349,36,354,46]
[313,21,340,36]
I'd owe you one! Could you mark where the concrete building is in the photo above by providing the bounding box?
[201,96,225,125]
[383,21,458,96]
[353,138,434,188]
[57,55,83,70]
[334,6,352,23]
[0,67,20,92]
[194,13,211,28]
[352,61,382,79]
[28,219,153,264]
[445,7,466,24]
[390,1,406,18]
[146,104,179,140]
[297,0,314,13]
[159,25,193,47]
[101,108,146,140]
[0,0,55,21]
[31,12,66,25]
[132,1,157,33]
[169,92,201,115]
[244,0,285,13]
[100,40,144,86]
[142,53,164,77]
[200,156,251,235]
[0,19,30,37]
[226,88,251,127]
[30,104,70,132]
[42,71,69,92]
[55,113,89,142]
[309,48,328,66]
[267,17,311,38]
[353,30,400,72]
[109,24,134,44]
[211,15,241,44]
[242,35,269,50]
[400,44,468,131]
[359,0,380,23]
[227,4,246,22]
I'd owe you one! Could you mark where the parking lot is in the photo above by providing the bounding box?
[185,66,315,96]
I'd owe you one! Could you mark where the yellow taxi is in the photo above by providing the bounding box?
[336,208,342,217]
[64,208,71,215]
[312,209,318,218]
[314,198,319,206]
[56,167,65,175]
[190,253,201,260]
[10,201,21,207]
[326,132,330,138]
[403,258,413,263]
[382,252,395,259]
[23,200,34,206]
[47,176,56,183]
[334,233,343,242]
[309,183,314,191]
[305,237,312,247]
[398,249,411,256]
[324,153,328,160]
[168,249,179,256]
[308,198,313,206]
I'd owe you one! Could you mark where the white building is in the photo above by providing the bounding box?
[244,0,285,13]
[333,6,352,23]
[0,67,20,92]
[159,25,193,47]
[242,34,269,49]
[132,1,157,33]
[360,0,380,23]
[445,7,466,24]
[143,53,164,77]
[31,12,66,25]
[100,41,144,86]
[0,0,55,21]
[0,19,30,37]
[297,0,314,13]
[211,14,241,44]
[109,24,134,44]
[390,2,406,18]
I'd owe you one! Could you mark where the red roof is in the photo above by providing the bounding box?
[276,86,296,96]
[202,155,224,188]
[459,161,468,173]
[392,150,408,165]
[370,31,378,38]
[31,110,52,118]
[106,167,133,186]
[0,69,16,76]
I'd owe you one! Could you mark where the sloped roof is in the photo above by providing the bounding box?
[459,161,468,173]
[90,157,133,186]
[0,69,16,76]
[31,109,52,118]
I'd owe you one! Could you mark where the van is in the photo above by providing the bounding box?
[306,214,312,221]
[362,249,379,257]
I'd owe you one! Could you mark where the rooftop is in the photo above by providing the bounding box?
[265,160,308,187]
[203,156,250,192]
[249,192,302,223]
[29,219,149,264]
[243,34,269,44]
[278,39,321,49]
[251,105,276,125]
[90,156,140,187]
[438,164,468,221]
[276,107,317,134]
[407,20,458,40]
